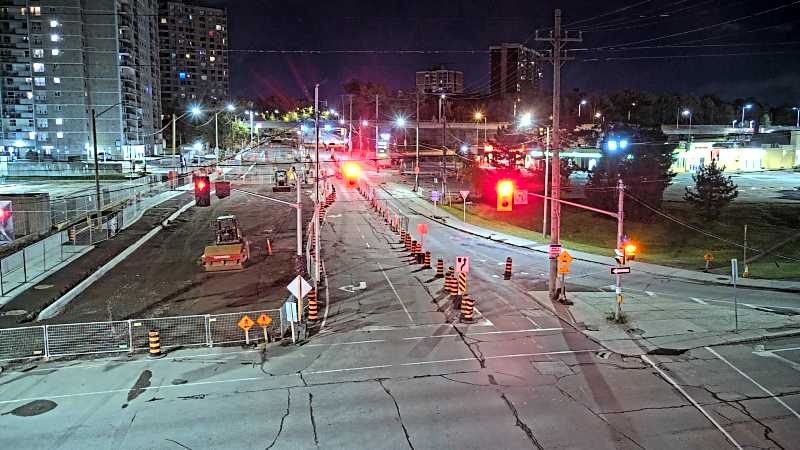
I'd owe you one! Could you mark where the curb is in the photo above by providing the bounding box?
[380,184,800,294]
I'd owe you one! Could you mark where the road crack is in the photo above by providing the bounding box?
[266,388,291,450]
[308,393,319,447]
[500,393,544,449]
[378,379,415,449]
[164,438,193,449]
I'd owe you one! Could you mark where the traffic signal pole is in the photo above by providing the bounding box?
[615,178,625,322]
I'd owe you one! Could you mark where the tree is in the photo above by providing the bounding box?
[684,161,738,220]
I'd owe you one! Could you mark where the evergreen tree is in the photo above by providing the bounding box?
[684,161,738,220]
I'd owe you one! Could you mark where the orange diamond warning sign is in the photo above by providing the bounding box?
[257,314,272,327]
[238,315,255,331]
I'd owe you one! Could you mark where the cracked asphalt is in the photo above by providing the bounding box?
[0,159,797,449]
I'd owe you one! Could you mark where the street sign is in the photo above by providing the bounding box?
[417,223,429,235]
[455,256,470,273]
[283,301,298,322]
[431,190,440,202]
[610,267,631,274]
[513,190,528,205]
[704,252,714,262]
[459,190,470,200]
[257,314,272,327]
[286,275,312,300]
[558,263,570,274]
[548,244,562,259]
[238,315,255,331]
[557,250,573,264]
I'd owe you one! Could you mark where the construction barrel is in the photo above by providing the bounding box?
[435,259,444,277]
[504,257,513,280]
[307,289,319,321]
[148,329,163,358]
[460,294,475,323]
[423,251,432,269]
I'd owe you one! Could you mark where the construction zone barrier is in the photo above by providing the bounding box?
[446,267,458,295]
[404,234,412,251]
[148,329,163,358]
[504,257,512,280]
[400,229,406,245]
[460,294,475,323]
[435,259,444,277]
[414,242,423,263]
[423,251,432,269]
[458,272,467,294]
[410,240,417,256]
[307,289,319,321]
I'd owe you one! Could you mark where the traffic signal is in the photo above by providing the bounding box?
[624,242,637,261]
[342,162,361,188]
[194,175,211,207]
[496,179,514,212]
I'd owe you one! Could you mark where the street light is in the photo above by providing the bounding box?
[361,119,369,126]
[792,107,799,127]
[519,112,533,128]
[628,102,636,122]
[594,111,603,123]
[578,99,587,118]
[214,104,235,157]
[741,103,753,126]
[474,111,487,146]
[394,115,407,148]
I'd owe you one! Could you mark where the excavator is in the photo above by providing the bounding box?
[201,215,250,272]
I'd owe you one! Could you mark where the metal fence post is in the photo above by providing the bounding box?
[205,314,213,348]
[22,247,28,282]
[0,257,4,296]
[43,325,50,361]
[42,239,46,271]
[127,319,134,353]
[60,230,64,261]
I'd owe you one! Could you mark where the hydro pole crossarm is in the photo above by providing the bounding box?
[232,188,300,209]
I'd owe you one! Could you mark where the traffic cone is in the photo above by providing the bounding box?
[307,289,319,321]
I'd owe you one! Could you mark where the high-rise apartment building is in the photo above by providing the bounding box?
[0,0,162,160]
[157,1,229,113]
[489,43,544,98]
[415,68,464,95]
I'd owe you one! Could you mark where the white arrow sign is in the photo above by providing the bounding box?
[338,281,367,293]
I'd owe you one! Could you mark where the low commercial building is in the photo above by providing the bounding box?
[672,130,799,173]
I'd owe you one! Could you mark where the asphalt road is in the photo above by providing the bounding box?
[0,156,797,449]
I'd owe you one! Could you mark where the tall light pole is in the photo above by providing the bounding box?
[682,109,692,142]
[578,99,587,119]
[414,92,420,192]
[248,110,255,147]
[628,102,636,122]
[474,111,483,147]
[792,107,799,127]
[215,103,235,157]
[741,103,752,127]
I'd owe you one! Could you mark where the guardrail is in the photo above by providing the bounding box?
[0,308,284,362]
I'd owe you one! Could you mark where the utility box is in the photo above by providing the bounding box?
[215,181,231,199]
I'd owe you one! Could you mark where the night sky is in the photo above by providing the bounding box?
[202,0,800,105]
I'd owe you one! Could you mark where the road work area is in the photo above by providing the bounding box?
[0,184,313,327]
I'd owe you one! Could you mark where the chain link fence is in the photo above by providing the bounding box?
[0,308,283,363]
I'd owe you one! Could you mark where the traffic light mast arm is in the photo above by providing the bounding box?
[525,191,618,219]
[232,188,300,209]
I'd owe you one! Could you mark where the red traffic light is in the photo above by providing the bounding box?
[195,178,208,192]
[342,162,361,178]
[0,208,7,221]
[497,180,514,197]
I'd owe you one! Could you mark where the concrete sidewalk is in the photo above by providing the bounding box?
[528,290,800,356]
[379,180,800,293]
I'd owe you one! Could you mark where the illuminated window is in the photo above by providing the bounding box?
[160,17,167,23]
[32,48,44,58]
[50,20,58,27]
[57,132,64,139]
[51,49,60,56]
[215,24,221,30]
[34,77,46,86]
[55,118,63,125]
[185,53,191,59]
[50,34,59,42]
[33,63,44,72]
[209,56,215,62]
[53,77,60,84]
[31,6,41,15]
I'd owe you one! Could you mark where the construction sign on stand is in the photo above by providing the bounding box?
[514,190,528,205]
[417,223,428,235]
[257,314,272,327]
[238,315,255,332]
[557,250,573,274]
[455,256,470,273]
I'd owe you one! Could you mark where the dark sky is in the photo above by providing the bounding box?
[202,0,800,105]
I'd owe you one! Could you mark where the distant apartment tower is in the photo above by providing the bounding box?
[489,43,543,98]
[415,67,464,95]
[158,1,229,113]
[0,0,162,160]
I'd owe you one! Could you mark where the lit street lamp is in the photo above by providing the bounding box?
[394,115,407,148]
[519,112,533,128]
[578,99,587,118]
[474,111,487,146]
[628,102,636,122]
[213,103,235,157]
[741,103,753,127]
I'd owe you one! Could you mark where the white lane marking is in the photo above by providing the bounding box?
[645,291,656,297]
[376,261,414,324]
[305,364,392,375]
[641,355,743,450]
[361,235,366,240]
[770,346,800,354]
[689,297,708,305]
[366,242,371,248]
[754,351,800,372]
[706,347,800,420]
[703,298,800,311]
[400,357,475,367]
[0,376,263,406]
[304,328,564,347]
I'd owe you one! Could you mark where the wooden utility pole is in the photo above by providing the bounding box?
[536,9,582,301]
